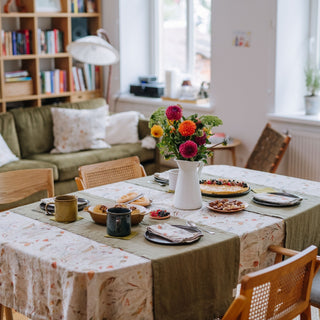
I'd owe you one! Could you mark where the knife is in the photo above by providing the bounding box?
[124,193,144,204]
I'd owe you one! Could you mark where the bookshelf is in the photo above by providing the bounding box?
[0,0,103,113]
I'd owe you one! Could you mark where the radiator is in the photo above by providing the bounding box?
[285,129,320,181]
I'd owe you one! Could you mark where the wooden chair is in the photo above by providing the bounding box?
[75,156,147,190]
[245,123,291,173]
[222,245,318,320]
[0,168,54,320]
[0,168,54,208]
[268,245,320,316]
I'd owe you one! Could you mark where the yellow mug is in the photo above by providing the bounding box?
[45,195,78,222]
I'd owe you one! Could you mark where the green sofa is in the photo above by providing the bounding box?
[0,98,156,199]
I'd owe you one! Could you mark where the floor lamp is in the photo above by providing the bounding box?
[66,29,120,104]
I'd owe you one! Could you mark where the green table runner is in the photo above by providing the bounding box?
[130,175,320,252]
[13,192,240,320]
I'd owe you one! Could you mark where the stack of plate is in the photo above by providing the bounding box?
[252,192,303,207]
[153,172,169,185]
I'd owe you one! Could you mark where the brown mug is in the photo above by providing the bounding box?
[45,195,78,222]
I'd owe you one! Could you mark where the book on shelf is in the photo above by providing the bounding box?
[40,69,67,94]
[71,0,86,13]
[1,30,32,56]
[71,64,97,92]
[37,29,64,54]
[5,76,32,83]
[5,70,29,78]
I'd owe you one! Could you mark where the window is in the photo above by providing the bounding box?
[152,0,211,88]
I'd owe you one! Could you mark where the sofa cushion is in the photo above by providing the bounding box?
[0,134,19,166]
[105,111,140,145]
[10,98,108,158]
[27,144,155,181]
[51,106,110,153]
[0,159,59,180]
[0,112,21,157]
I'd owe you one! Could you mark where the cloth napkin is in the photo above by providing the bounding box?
[253,193,301,205]
[40,197,56,204]
[147,223,202,243]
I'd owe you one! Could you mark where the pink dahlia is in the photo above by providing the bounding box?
[194,132,207,145]
[166,105,182,121]
[179,141,198,158]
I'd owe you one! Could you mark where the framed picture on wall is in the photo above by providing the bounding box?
[35,0,61,12]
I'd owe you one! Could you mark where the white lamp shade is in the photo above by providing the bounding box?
[66,36,119,66]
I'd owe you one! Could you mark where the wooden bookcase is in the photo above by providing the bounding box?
[0,0,103,113]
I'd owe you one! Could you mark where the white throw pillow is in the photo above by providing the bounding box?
[105,111,140,145]
[0,134,19,166]
[51,105,110,153]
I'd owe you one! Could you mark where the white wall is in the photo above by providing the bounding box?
[211,0,277,166]
[102,0,310,168]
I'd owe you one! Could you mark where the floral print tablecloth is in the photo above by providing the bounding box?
[0,211,153,320]
[1,165,319,319]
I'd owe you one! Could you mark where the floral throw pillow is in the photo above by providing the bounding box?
[105,111,140,145]
[51,106,110,153]
[0,134,19,166]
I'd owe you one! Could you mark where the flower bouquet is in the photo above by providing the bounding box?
[149,104,223,163]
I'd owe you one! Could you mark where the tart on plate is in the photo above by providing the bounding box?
[207,199,248,213]
[116,192,151,206]
[200,179,250,196]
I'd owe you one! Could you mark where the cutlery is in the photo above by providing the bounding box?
[186,221,215,235]
[148,180,167,187]
[123,193,144,204]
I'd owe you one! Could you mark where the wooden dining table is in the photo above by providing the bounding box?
[1,165,320,320]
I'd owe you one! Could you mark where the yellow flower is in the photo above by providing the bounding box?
[151,125,164,138]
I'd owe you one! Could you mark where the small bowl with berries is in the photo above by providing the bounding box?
[149,209,170,220]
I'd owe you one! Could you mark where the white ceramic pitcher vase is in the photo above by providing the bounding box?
[173,160,203,210]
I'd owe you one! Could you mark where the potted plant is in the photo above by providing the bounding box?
[305,67,320,115]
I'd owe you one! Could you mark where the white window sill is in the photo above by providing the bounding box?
[115,93,214,113]
[268,112,320,126]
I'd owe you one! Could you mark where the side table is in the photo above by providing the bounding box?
[207,138,241,166]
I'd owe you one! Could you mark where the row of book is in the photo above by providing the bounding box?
[71,64,99,92]
[71,0,96,13]
[1,30,31,56]
[4,70,31,83]
[40,69,67,94]
[38,29,64,54]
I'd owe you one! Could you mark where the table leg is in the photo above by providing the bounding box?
[231,148,237,166]
[4,307,13,320]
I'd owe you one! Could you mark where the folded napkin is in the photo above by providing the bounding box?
[253,193,301,205]
[40,197,56,204]
[147,223,202,243]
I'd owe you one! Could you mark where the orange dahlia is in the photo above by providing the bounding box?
[151,125,164,138]
[178,120,196,137]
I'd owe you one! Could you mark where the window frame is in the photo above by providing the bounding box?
[150,0,209,83]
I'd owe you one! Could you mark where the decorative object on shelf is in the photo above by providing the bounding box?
[4,0,26,13]
[35,0,61,12]
[66,28,119,104]
[198,81,210,99]
[149,104,223,209]
[304,67,320,115]
[179,79,197,100]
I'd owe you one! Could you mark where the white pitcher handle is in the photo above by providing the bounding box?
[197,162,204,179]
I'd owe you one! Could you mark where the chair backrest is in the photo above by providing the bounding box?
[222,245,317,320]
[0,168,54,209]
[245,123,291,173]
[75,156,147,190]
